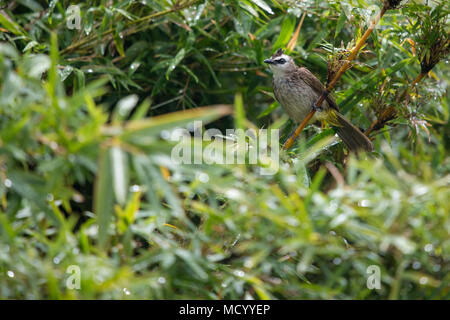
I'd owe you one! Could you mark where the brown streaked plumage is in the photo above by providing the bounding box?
[264,50,373,153]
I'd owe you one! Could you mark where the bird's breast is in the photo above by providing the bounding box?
[273,76,326,123]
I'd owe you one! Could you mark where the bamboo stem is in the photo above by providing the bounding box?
[283,5,388,150]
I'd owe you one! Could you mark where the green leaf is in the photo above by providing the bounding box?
[234,92,245,130]
[23,54,50,78]
[118,105,231,144]
[239,1,259,18]
[130,98,152,121]
[84,8,94,35]
[180,65,204,86]
[166,48,186,80]
[250,0,274,14]
[16,0,43,11]
[335,11,347,39]
[111,146,129,206]
[257,101,279,118]
[94,147,115,248]
[193,48,222,87]
[113,8,136,21]
[113,31,125,57]
[0,13,26,36]
[273,15,296,50]
[74,68,85,88]
[113,94,139,123]
[23,40,39,53]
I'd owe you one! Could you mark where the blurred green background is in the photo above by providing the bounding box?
[0,0,448,299]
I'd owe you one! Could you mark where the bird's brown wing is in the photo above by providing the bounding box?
[297,67,339,111]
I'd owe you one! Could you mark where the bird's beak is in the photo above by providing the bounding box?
[264,58,273,64]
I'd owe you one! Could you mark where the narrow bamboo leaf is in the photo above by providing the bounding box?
[234,92,245,130]
[253,285,271,300]
[254,15,283,38]
[23,54,50,79]
[180,65,205,87]
[176,249,208,280]
[118,105,231,142]
[383,128,392,147]
[166,48,186,80]
[16,0,43,11]
[59,65,73,81]
[0,13,26,36]
[94,147,115,248]
[113,94,139,123]
[193,49,222,87]
[240,1,259,18]
[124,190,141,224]
[111,146,128,206]
[335,11,347,39]
[130,98,152,121]
[251,0,274,14]
[84,8,94,35]
[307,28,329,51]
[49,33,59,105]
[23,40,38,52]
[113,31,125,57]
[113,8,136,20]
[0,213,15,244]
[147,163,184,218]
[74,68,85,88]
[257,101,279,118]
[273,15,296,50]
[0,42,19,59]
[304,128,335,150]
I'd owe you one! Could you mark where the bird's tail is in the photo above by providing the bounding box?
[333,112,373,153]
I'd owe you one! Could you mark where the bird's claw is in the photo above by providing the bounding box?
[312,90,329,112]
[312,104,322,112]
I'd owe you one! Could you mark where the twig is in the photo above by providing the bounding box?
[325,161,345,186]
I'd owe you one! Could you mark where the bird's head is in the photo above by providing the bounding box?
[264,49,296,76]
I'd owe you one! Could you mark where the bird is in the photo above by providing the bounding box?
[264,49,373,153]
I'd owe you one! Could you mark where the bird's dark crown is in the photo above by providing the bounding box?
[271,48,284,59]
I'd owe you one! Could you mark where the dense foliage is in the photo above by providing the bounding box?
[0,0,448,299]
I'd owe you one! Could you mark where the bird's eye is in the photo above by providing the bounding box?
[277,58,286,64]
